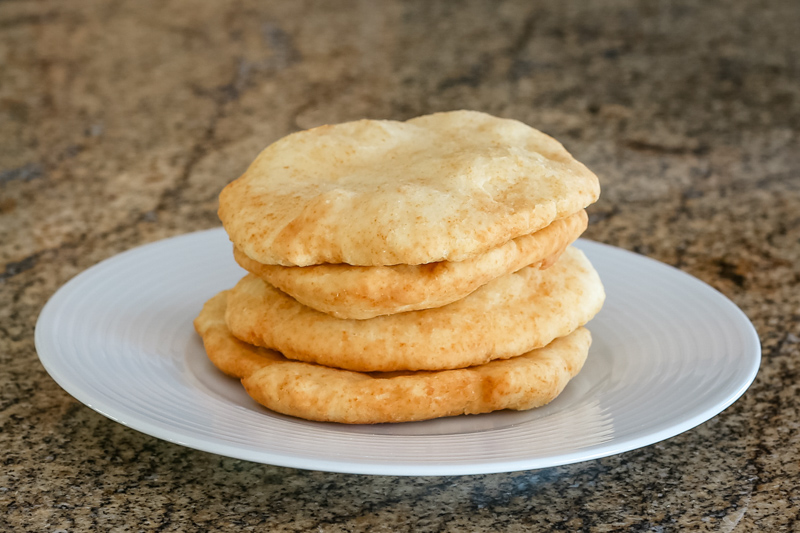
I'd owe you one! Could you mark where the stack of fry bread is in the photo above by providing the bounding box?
[195,111,605,424]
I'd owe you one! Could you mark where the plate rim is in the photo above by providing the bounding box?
[34,229,761,476]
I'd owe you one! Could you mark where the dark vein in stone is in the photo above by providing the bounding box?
[0,255,39,283]
[0,12,58,29]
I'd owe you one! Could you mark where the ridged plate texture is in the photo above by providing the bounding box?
[35,229,760,476]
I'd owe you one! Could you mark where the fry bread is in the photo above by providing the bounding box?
[195,292,591,424]
[219,111,600,267]
[225,246,605,372]
[234,210,587,319]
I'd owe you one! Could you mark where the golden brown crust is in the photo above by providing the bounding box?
[219,111,600,267]
[225,246,605,372]
[195,291,592,424]
[193,291,284,378]
[234,210,587,319]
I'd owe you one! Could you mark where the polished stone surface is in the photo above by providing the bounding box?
[2,0,799,530]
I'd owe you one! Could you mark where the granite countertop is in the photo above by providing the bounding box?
[2,0,799,530]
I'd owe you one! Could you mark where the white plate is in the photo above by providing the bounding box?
[35,229,760,476]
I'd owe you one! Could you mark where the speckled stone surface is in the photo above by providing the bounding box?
[1,0,799,531]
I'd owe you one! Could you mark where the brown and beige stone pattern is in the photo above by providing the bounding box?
[1,0,799,531]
